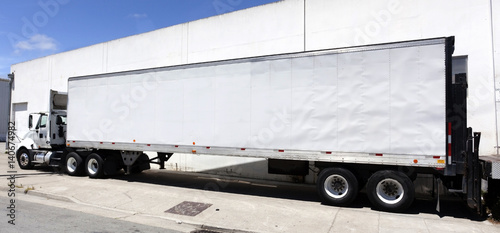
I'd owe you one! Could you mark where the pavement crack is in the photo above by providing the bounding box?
[123,190,133,200]
[422,218,431,233]
[114,212,139,220]
[327,207,340,232]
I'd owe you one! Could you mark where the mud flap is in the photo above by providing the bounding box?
[466,128,482,215]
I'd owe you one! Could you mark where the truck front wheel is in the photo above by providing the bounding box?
[366,170,414,212]
[66,152,83,176]
[317,167,359,206]
[17,148,34,169]
[85,153,105,179]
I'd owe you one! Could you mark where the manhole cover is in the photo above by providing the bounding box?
[165,201,213,216]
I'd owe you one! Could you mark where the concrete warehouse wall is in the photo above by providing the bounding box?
[0,79,9,142]
[10,0,500,181]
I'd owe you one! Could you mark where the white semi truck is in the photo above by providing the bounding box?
[14,37,500,213]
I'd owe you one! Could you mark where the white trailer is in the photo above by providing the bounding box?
[14,37,498,213]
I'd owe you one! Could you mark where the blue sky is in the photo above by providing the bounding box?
[0,0,280,80]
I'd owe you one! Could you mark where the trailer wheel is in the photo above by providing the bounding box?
[65,152,83,176]
[85,153,105,178]
[317,167,358,206]
[366,170,414,212]
[17,148,34,169]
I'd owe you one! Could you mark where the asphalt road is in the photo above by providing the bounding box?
[0,196,183,233]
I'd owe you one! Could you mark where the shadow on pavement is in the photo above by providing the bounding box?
[113,169,320,202]
[19,164,486,221]
[111,169,484,221]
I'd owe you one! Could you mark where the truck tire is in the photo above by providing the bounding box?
[17,148,34,169]
[85,153,105,179]
[366,170,414,212]
[317,167,359,206]
[66,152,83,176]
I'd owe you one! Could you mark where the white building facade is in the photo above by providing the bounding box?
[9,0,500,180]
[0,79,9,142]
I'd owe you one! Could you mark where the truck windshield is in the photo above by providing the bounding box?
[57,115,67,125]
[36,115,48,129]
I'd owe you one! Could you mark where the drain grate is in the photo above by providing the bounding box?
[165,201,213,216]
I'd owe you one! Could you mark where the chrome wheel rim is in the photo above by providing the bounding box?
[376,178,404,204]
[87,158,99,175]
[20,153,29,166]
[324,175,349,199]
[67,157,77,173]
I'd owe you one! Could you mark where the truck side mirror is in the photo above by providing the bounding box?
[29,115,33,129]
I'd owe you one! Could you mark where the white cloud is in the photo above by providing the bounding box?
[128,13,148,19]
[14,34,58,52]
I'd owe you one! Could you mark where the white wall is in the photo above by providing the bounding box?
[493,0,500,155]
[106,24,187,72]
[187,0,304,63]
[9,0,500,180]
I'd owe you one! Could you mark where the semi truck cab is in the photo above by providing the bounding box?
[26,111,67,149]
[16,90,152,175]
[16,90,68,169]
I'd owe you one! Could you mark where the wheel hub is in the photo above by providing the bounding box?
[88,158,98,174]
[67,157,77,172]
[20,153,29,166]
[331,177,346,193]
[382,181,398,196]
[324,174,349,199]
[375,178,404,204]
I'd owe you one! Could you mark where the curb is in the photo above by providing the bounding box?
[0,185,73,203]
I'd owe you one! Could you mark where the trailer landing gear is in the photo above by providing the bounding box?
[151,153,173,170]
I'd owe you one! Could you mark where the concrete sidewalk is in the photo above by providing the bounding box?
[1,145,499,232]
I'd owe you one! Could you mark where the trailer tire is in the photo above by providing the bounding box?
[366,170,414,212]
[85,153,105,179]
[17,148,34,169]
[65,152,83,176]
[317,167,359,206]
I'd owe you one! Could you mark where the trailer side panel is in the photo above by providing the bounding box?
[67,38,447,160]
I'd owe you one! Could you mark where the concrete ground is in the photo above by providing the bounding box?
[1,143,499,233]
